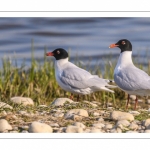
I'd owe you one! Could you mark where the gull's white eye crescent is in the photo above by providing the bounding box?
[57,51,60,54]
[122,41,126,45]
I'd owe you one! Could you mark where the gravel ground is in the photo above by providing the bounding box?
[0,97,150,133]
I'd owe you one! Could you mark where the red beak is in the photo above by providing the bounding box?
[46,52,54,56]
[109,43,119,48]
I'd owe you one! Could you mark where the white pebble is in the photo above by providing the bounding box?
[110,111,134,121]
[92,123,105,129]
[72,122,86,129]
[11,97,34,106]
[144,130,150,133]
[128,122,138,130]
[116,120,130,127]
[51,98,73,106]
[0,102,13,109]
[143,119,150,129]
[0,119,12,132]
[93,112,100,116]
[65,126,83,133]
[64,109,88,120]
[29,121,53,133]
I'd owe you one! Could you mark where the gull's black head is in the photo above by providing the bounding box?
[46,48,69,60]
[109,39,132,53]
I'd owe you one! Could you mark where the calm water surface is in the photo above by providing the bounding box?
[0,17,150,68]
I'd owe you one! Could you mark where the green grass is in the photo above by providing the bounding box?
[0,41,150,109]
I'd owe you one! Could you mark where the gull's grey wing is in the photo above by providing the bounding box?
[60,67,108,89]
[114,66,150,91]
[60,67,92,89]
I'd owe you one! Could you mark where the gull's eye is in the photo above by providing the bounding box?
[122,41,126,45]
[57,51,60,54]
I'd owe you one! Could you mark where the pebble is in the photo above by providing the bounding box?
[29,121,53,133]
[51,98,73,106]
[97,117,104,122]
[146,99,150,104]
[110,111,134,121]
[144,130,150,133]
[110,128,122,133]
[56,127,66,133]
[143,119,150,129]
[88,128,102,133]
[0,119,12,132]
[49,123,59,127]
[92,123,105,129]
[1,111,7,116]
[93,112,100,116]
[72,122,86,129]
[18,111,27,115]
[64,109,88,120]
[65,125,83,133]
[83,101,98,107]
[116,120,130,127]
[129,95,136,100]
[104,124,113,130]
[13,127,18,131]
[11,97,34,106]
[128,122,138,130]
[129,111,140,116]
[53,112,64,118]
[38,105,48,108]
[0,102,13,109]
[21,126,29,130]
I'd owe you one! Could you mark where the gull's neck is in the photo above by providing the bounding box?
[55,58,69,70]
[117,51,133,67]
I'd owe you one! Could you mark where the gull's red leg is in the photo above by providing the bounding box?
[126,94,130,110]
[77,95,80,102]
[134,96,138,110]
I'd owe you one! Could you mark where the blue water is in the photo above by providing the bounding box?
[0,17,150,68]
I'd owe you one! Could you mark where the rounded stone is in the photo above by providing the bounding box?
[97,117,104,122]
[72,122,86,129]
[0,119,12,132]
[146,99,150,104]
[143,119,150,129]
[53,112,64,118]
[92,123,105,129]
[93,112,100,116]
[104,124,113,130]
[64,109,88,120]
[89,128,102,133]
[129,95,136,100]
[116,120,130,127]
[65,126,83,133]
[51,98,73,106]
[83,101,98,107]
[128,122,138,130]
[49,123,59,127]
[10,97,34,106]
[129,111,140,116]
[144,130,150,133]
[29,121,53,133]
[0,102,13,109]
[110,111,134,121]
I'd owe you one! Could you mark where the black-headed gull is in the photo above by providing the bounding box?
[46,48,116,101]
[109,39,150,110]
